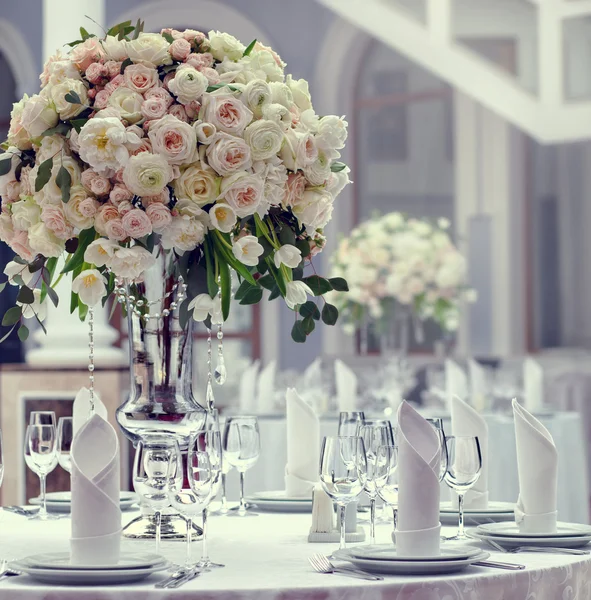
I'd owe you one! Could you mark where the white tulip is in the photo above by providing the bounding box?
[4,260,35,287]
[285,280,313,310]
[209,203,237,233]
[188,293,214,322]
[273,244,301,269]
[232,235,263,267]
[72,269,107,307]
[84,238,120,268]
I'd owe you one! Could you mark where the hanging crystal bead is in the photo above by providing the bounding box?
[206,328,215,411]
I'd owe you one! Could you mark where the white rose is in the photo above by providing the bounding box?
[108,87,143,124]
[109,246,156,280]
[268,82,293,108]
[4,260,35,287]
[36,134,67,163]
[280,129,317,171]
[200,93,253,136]
[44,60,83,86]
[218,171,264,217]
[292,188,334,230]
[304,150,331,186]
[242,80,271,118]
[193,121,216,145]
[316,115,348,151]
[21,94,59,138]
[160,215,206,254]
[188,293,214,322]
[123,152,173,197]
[64,185,94,230]
[174,164,220,207]
[84,238,120,267]
[285,280,313,310]
[126,33,172,67]
[232,235,263,267]
[325,166,351,198]
[51,78,88,120]
[28,222,65,257]
[101,35,128,61]
[7,95,31,150]
[18,288,47,322]
[148,114,197,165]
[274,244,301,269]
[72,269,107,306]
[286,75,312,111]
[244,119,284,161]
[168,65,208,104]
[208,30,245,61]
[11,196,41,231]
[209,202,237,233]
[205,132,252,176]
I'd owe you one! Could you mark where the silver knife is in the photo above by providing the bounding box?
[155,568,189,589]
[166,568,201,588]
[475,560,525,570]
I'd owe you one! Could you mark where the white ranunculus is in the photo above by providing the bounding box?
[232,235,263,267]
[261,103,291,130]
[101,35,128,61]
[78,117,141,174]
[18,288,47,322]
[269,82,293,109]
[28,222,65,258]
[51,78,88,120]
[299,108,319,133]
[21,94,59,138]
[274,244,301,269]
[285,75,312,111]
[244,119,284,161]
[126,33,172,67]
[208,30,245,61]
[160,215,206,254]
[148,114,197,165]
[209,202,236,233]
[280,129,317,171]
[168,65,208,104]
[84,238,120,267]
[11,196,41,231]
[248,50,284,82]
[242,79,271,118]
[304,150,331,186]
[108,87,144,124]
[122,152,173,197]
[316,115,348,151]
[4,260,35,287]
[435,253,466,289]
[188,293,214,322]
[285,280,313,310]
[72,269,107,306]
[109,246,155,280]
[218,171,265,217]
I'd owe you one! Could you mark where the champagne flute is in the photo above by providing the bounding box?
[188,430,224,569]
[426,418,448,481]
[338,411,365,436]
[24,424,59,520]
[375,444,399,532]
[29,411,56,428]
[319,436,367,550]
[360,419,394,544]
[223,416,260,516]
[443,436,482,540]
[57,417,73,475]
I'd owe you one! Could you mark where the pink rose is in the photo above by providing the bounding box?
[182,30,206,45]
[94,203,120,236]
[104,60,122,79]
[201,67,220,85]
[146,203,172,233]
[169,38,191,61]
[141,97,168,120]
[162,73,175,90]
[105,74,125,93]
[93,90,110,109]
[148,114,197,165]
[109,183,133,205]
[122,208,152,238]
[184,100,201,120]
[219,172,265,218]
[5,181,21,202]
[282,173,306,207]
[79,197,99,218]
[161,28,183,40]
[20,166,33,195]
[206,132,252,176]
[145,86,174,107]
[185,53,213,70]
[201,94,253,136]
[113,169,125,184]
[70,38,105,72]
[117,200,134,215]
[86,62,107,84]
[143,188,170,205]
[9,230,34,261]
[124,63,159,93]
[41,205,73,240]
[131,139,153,155]
[167,104,189,122]
[87,88,98,100]
[105,218,127,241]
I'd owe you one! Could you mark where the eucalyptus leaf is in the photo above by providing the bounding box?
[238,286,263,305]
[162,32,174,43]
[35,157,53,192]
[16,286,34,305]
[70,118,88,133]
[64,90,82,105]
[55,165,72,203]
[321,303,339,325]
[291,320,306,343]
[328,277,349,292]
[17,324,29,342]
[302,275,332,296]
[330,161,347,173]
[302,316,316,335]
[299,301,320,320]
[0,156,14,176]
[2,305,22,326]
[234,279,255,302]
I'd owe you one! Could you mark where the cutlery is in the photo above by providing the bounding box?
[166,568,201,588]
[308,554,383,581]
[0,562,21,582]
[473,560,525,570]
[2,506,39,516]
[155,568,190,589]
[484,538,589,556]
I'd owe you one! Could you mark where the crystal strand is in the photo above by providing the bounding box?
[214,281,227,386]
[88,307,95,417]
[206,328,215,411]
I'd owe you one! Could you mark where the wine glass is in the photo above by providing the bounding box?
[29,411,56,428]
[375,445,399,532]
[222,416,260,516]
[24,424,59,520]
[443,436,482,540]
[319,436,367,550]
[360,419,394,544]
[426,418,448,481]
[338,411,365,436]
[133,437,180,554]
[188,430,224,569]
[206,410,229,515]
[57,417,73,475]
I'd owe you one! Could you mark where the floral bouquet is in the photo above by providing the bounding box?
[0,21,350,343]
[329,212,475,334]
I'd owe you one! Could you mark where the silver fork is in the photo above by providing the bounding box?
[308,554,383,581]
[484,538,589,556]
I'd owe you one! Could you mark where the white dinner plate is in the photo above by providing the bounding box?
[476,522,591,539]
[333,548,490,575]
[29,498,137,513]
[350,543,482,562]
[245,497,312,513]
[18,552,165,571]
[440,501,515,514]
[440,501,515,525]
[248,491,312,502]
[37,491,137,504]
[473,531,591,549]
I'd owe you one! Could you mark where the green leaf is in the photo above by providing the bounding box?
[35,312,47,334]
[35,157,53,192]
[243,38,257,57]
[70,118,88,133]
[107,20,131,37]
[17,324,29,342]
[28,255,45,273]
[279,226,296,247]
[292,266,304,281]
[55,165,72,203]
[80,26,91,40]
[2,305,22,326]
[291,320,306,343]
[299,301,320,320]
[46,285,59,308]
[219,260,231,321]
[204,238,219,297]
[234,279,255,302]
[295,239,310,260]
[238,286,263,305]
[0,282,6,294]
[302,316,316,335]
[206,83,240,93]
[16,286,34,304]
[329,277,349,292]
[211,231,256,285]
[330,161,347,173]
[41,122,70,137]
[0,156,13,175]
[268,286,281,301]
[64,90,82,105]
[132,18,143,40]
[257,274,276,291]
[265,259,287,297]
[61,227,96,274]
[120,57,133,73]
[78,296,89,321]
[302,275,332,296]
[66,40,84,47]
[321,303,339,325]
[162,32,174,43]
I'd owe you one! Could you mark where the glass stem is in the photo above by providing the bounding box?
[201,508,209,565]
[185,517,192,568]
[155,510,162,554]
[239,471,247,514]
[220,473,228,513]
[39,474,47,519]
[369,496,376,545]
[458,493,465,538]
[392,507,398,533]
[339,503,347,550]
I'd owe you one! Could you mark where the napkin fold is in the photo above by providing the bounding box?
[239,360,260,413]
[334,359,357,412]
[303,358,323,390]
[523,357,544,413]
[512,399,557,533]
[395,401,441,557]
[469,359,489,412]
[73,387,108,435]
[70,414,121,566]
[445,359,469,406]
[450,394,489,509]
[256,359,277,413]
[285,388,320,497]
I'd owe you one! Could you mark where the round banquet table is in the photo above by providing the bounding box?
[226,411,590,524]
[0,509,590,599]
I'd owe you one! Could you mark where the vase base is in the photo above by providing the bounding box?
[122,514,203,541]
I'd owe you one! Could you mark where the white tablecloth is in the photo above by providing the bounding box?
[0,510,590,599]
[226,411,590,524]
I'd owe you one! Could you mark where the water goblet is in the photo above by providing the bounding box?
[205,410,230,515]
[443,435,482,540]
[375,444,399,532]
[57,417,73,475]
[338,412,365,437]
[222,416,260,516]
[24,424,59,520]
[29,411,56,428]
[319,436,367,550]
[426,418,448,482]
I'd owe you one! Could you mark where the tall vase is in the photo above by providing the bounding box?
[116,249,207,540]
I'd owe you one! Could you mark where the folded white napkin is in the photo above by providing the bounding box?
[395,401,441,557]
[70,414,121,566]
[334,359,357,412]
[239,360,260,413]
[445,359,469,405]
[73,387,108,435]
[523,357,544,413]
[303,358,322,390]
[512,399,557,533]
[256,360,277,413]
[450,395,489,509]
[469,359,489,412]
[285,388,320,497]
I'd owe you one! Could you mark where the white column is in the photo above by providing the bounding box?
[28,0,125,367]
